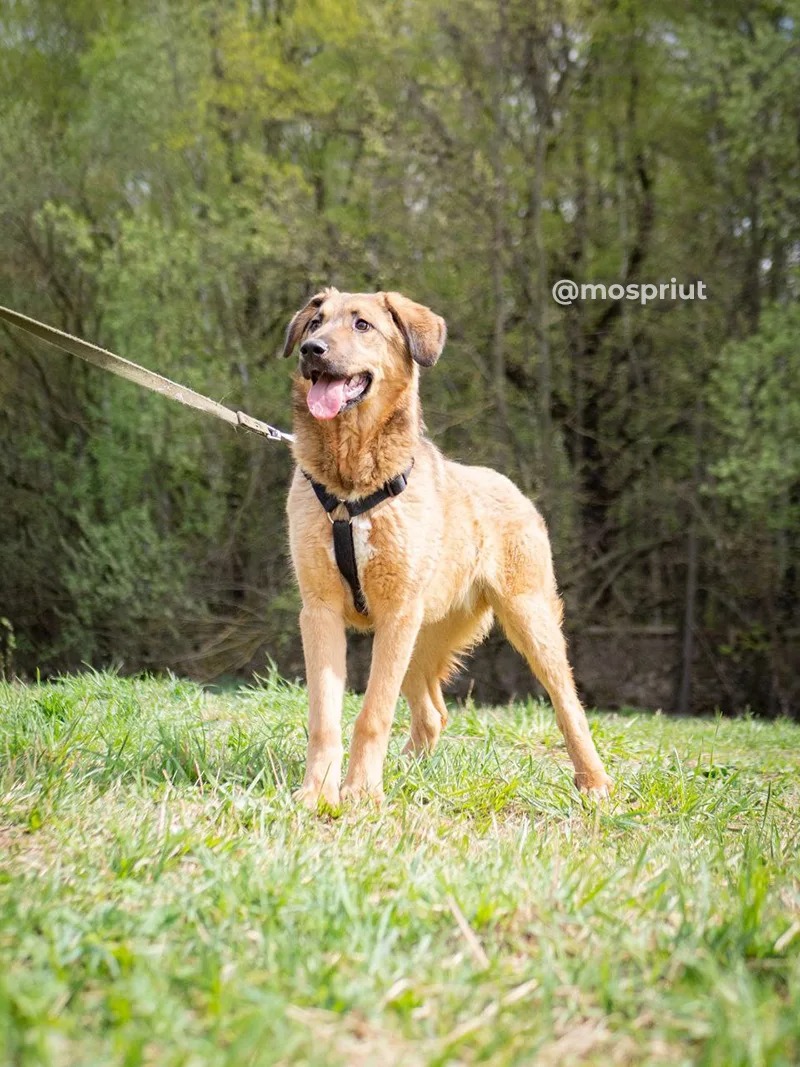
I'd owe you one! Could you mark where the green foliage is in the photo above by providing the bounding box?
[709,302,800,522]
[60,506,193,665]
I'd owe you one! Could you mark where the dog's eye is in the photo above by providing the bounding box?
[309,316,323,331]
[354,318,372,332]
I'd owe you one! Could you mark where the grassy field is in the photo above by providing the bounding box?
[0,672,799,1066]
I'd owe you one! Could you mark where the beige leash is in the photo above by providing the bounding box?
[0,303,294,444]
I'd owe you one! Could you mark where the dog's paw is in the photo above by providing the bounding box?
[294,778,341,812]
[402,714,444,757]
[402,735,434,757]
[340,781,384,806]
[575,771,614,801]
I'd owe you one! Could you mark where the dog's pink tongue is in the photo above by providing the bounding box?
[307,376,347,420]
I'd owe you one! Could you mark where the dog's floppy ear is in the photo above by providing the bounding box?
[281,288,337,358]
[382,292,447,367]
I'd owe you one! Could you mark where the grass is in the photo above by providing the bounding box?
[0,671,799,1066]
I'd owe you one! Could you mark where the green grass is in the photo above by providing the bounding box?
[1,672,799,1066]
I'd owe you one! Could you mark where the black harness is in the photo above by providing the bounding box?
[304,463,413,615]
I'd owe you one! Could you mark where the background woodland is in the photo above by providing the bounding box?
[1,0,798,715]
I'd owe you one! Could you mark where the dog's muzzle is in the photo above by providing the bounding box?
[299,338,334,381]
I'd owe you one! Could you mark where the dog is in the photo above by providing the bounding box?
[283,288,612,807]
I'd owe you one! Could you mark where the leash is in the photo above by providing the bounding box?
[0,303,294,444]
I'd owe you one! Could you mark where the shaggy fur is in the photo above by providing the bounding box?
[284,288,612,806]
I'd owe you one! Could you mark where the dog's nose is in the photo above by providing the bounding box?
[300,337,328,358]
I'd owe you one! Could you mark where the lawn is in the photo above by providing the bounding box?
[0,672,798,1066]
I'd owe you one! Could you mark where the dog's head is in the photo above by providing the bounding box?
[282,288,446,421]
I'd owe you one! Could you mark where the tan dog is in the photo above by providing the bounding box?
[284,288,612,807]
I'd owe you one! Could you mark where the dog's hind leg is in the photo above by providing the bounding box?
[493,592,612,797]
[401,604,494,755]
[401,671,445,755]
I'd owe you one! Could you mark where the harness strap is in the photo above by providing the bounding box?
[305,462,413,615]
[331,519,368,615]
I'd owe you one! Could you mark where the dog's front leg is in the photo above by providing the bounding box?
[342,604,424,804]
[295,600,346,810]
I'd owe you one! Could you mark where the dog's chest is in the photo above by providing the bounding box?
[351,514,377,567]
[321,513,377,568]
